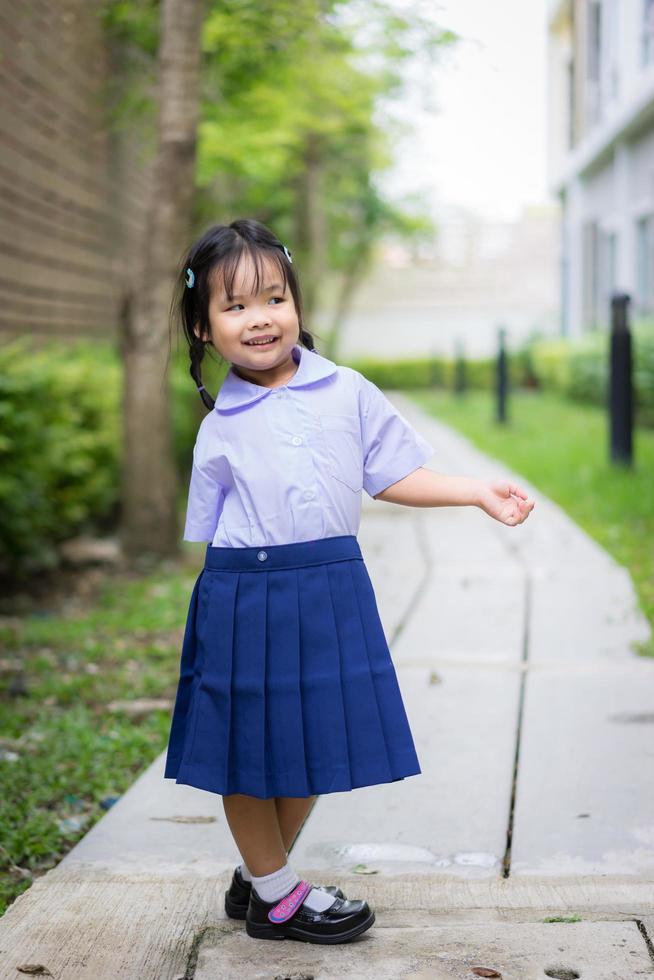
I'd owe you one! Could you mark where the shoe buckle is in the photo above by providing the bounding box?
[267,879,312,923]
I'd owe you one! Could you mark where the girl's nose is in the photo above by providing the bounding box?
[250,308,273,327]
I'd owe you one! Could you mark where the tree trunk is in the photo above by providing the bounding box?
[324,257,365,362]
[324,227,375,361]
[293,131,327,321]
[120,0,204,559]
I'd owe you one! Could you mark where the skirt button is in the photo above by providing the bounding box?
[257,550,268,561]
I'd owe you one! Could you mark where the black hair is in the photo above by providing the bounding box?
[170,218,317,411]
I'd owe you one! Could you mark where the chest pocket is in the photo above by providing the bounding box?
[319,413,363,492]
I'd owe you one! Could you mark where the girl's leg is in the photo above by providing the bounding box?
[222,794,319,872]
[275,794,318,852]
[222,794,287,876]
[224,792,344,916]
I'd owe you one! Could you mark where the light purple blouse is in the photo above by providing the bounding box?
[183,343,435,548]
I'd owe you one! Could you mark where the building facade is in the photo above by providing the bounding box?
[0,1,152,342]
[548,0,654,335]
[330,205,559,361]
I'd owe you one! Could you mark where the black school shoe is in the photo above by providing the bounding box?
[245,878,375,944]
[225,865,345,920]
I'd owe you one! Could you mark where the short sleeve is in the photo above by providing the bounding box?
[358,376,436,498]
[182,453,225,543]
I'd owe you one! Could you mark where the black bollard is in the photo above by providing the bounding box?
[496,326,508,423]
[609,292,633,466]
[454,340,466,395]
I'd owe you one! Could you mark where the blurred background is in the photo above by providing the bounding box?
[1,0,653,915]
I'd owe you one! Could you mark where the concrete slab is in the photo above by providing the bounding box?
[393,393,651,654]
[529,567,651,661]
[290,662,520,876]
[511,661,654,876]
[194,917,654,980]
[55,752,237,876]
[391,563,525,662]
[3,865,653,980]
[357,501,429,642]
[0,874,214,980]
[379,492,526,666]
[640,916,654,967]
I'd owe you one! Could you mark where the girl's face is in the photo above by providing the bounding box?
[199,252,300,387]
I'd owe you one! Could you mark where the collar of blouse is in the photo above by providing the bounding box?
[214,344,338,413]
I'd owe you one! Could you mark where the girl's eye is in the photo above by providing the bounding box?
[225,296,284,311]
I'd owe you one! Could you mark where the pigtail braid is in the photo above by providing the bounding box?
[299,327,317,351]
[190,336,215,411]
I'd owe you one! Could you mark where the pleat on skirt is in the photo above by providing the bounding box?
[164,534,421,798]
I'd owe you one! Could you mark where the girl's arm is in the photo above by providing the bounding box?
[373,467,535,527]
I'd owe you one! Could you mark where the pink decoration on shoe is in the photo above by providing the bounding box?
[267,879,312,923]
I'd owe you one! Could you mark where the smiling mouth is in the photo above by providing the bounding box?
[243,336,279,347]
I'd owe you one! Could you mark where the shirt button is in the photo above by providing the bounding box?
[257,550,268,561]
[291,435,303,446]
[303,489,315,500]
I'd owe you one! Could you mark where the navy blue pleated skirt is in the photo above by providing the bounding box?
[164,534,421,799]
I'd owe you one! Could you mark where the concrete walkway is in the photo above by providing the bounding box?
[1,393,653,980]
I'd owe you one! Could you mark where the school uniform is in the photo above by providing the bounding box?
[164,343,436,799]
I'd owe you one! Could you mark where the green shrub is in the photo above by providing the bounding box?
[346,320,654,428]
[567,336,607,405]
[344,356,440,389]
[520,337,572,391]
[633,323,654,427]
[345,354,497,391]
[0,339,225,580]
[526,321,654,424]
[0,339,122,577]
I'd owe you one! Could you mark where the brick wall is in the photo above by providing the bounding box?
[0,0,152,341]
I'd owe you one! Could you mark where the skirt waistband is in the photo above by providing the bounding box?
[203,534,362,572]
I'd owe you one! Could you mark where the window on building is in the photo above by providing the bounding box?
[643,0,654,66]
[605,230,618,300]
[599,229,617,326]
[561,254,570,336]
[585,1,619,124]
[567,58,576,148]
[582,220,600,329]
[582,221,616,329]
[604,0,619,100]
[586,1,602,125]
[636,215,654,314]
[587,2,601,81]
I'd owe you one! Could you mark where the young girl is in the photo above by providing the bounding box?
[164,218,535,945]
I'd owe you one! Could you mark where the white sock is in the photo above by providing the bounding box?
[250,862,298,902]
[250,862,336,912]
[238,862,252,882]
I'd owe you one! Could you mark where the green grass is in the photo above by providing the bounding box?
[0,547,202,916]
[409,388,654,655]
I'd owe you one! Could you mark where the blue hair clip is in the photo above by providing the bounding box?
[282,245,293,263]
[185,267,195,288]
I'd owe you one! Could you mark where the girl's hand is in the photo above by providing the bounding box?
[477,479,535,526]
